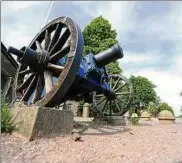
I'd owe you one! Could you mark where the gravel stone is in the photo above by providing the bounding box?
[1,119,182,163]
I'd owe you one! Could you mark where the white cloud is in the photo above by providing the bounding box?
[120,51,160,64]
[133,68,182,116]
[1,1,45,12]
[1,1,50,49]
[1,23,33,49]
[73,1,136,41]
[171,55,182,77]
[123,52,182,116]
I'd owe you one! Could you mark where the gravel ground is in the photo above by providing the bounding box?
[1,119,182,163]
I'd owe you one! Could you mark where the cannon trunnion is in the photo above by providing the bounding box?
[8,16,133,116]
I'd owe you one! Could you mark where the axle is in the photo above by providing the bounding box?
[8,45,50,73]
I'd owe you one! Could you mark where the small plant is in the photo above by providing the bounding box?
[130,113,139,126]
[1,101,16,133]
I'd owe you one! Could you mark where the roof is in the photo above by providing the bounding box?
[1,42,18,77]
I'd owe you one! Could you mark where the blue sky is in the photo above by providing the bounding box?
[1,1,182,115]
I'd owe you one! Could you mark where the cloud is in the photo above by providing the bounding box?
[73,1,137,41]
[120,51,160,64]
[134,68,182,116]
[1,1,51,48]
[1,1,45,12]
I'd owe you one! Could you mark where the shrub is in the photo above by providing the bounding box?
[131,113,139,126]
[1,102,16,133]
[158,102,175,116]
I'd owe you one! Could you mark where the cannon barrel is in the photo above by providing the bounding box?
[7,46,24,58]
[94,43,124,67]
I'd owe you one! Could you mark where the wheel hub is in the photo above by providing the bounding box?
[34,49,50,73]
[8,46,50,73]
[107,89,116,100]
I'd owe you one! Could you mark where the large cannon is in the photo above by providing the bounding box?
[8,16,133,116]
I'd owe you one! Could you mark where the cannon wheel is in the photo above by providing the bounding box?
[92,74,134,116]
[12,17,84,107]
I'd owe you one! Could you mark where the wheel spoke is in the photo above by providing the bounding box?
[109,100,112,116]
[97,97,106,105]
[114,100,121,111]
[44,71,53,93]
[102,99,108,112]
[116,98,127,105]
[35,41,43,51]
[110,76,113,89]
[50,28,70,55]
[115,83,126,92]
[32,75,44,103]
[48,24,62,52]
[45,30,51,51]
[95,94,104,97]
[19,69,31,76]
[116,92,130,95]
[50,43,70,63]
[113,77,120,90]
[21,75,37,102]
[47,63,64,72]
[17,74,35,92]
[20,64,28,72]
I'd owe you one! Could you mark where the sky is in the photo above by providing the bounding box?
[1,1,182,115]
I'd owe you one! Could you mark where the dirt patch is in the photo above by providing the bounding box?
[1,120,182,163]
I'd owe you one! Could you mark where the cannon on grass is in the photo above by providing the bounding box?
[8,16,133,117]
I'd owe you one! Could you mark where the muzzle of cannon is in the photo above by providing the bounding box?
[8,16,133,116]
[94,44,124,67]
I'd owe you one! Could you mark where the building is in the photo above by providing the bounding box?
[1,42,18,102]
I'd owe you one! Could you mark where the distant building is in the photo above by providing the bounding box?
[1,42,18,102]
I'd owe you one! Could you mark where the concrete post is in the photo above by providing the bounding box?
[82,103,90,118]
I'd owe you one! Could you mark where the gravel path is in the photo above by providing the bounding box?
[1,119,182,163]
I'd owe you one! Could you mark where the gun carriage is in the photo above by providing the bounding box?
[8,16,133,116]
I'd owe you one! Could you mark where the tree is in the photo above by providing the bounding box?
[83,16,122,74]
[158,102,175,116]
[129,75,157,110]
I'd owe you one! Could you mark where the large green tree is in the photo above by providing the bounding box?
[83,16,122,74]
[130,75,157,110]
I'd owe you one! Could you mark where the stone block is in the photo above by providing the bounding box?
[11,104,73,141]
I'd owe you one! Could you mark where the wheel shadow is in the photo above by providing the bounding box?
[138,123,153,126]
[73,122,132,136]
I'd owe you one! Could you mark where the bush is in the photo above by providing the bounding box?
[1,102,16,133]
[131,113,139,126]
[158,102,175,116]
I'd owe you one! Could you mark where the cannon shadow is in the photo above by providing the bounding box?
[73,122,132,136]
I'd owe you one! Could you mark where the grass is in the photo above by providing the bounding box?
[1,101,16,133]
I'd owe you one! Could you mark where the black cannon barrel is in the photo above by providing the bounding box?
[7,46,24,58]
[94,43,124,67]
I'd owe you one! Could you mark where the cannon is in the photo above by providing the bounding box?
[8,16,133,116]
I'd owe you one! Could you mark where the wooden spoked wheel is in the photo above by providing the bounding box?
[93,74,133,116]
[12,17,84,107]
